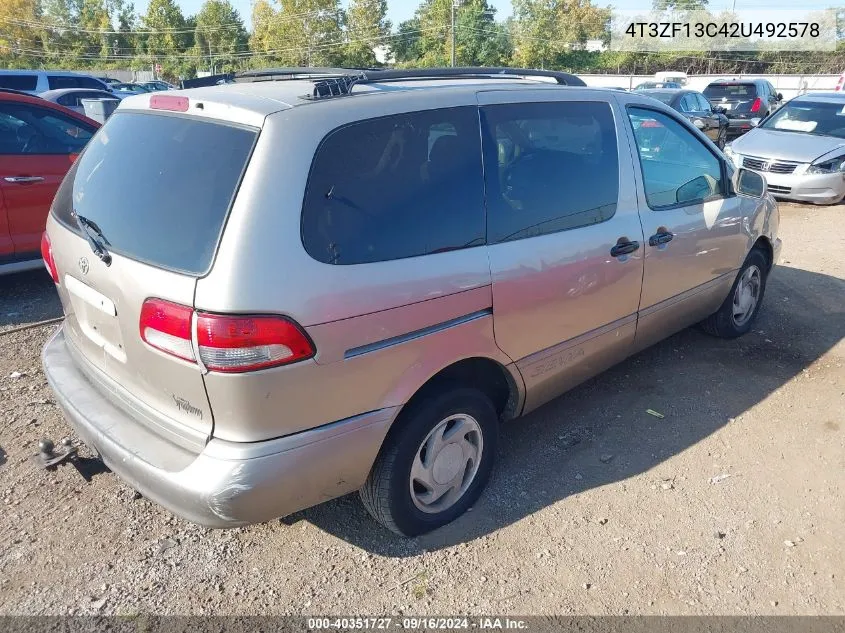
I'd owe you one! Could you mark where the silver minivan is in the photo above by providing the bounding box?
[41,68,781,536]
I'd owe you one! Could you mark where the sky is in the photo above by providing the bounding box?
[130,0,838,31]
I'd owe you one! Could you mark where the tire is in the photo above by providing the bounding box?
[701,248,768,339]
[360,387,498,536]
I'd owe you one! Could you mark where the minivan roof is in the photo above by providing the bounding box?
[119,77,590,122]
[0,69,100,76]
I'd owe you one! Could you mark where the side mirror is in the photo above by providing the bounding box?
[777,92,783,101]
[713,106,726,114]
[677,175,715,204]
[733,167,767,198]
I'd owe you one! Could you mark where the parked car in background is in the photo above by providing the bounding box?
[635,81,682,90]
[0,90,99,275]
[41,68,779,537]
[639,88,730,148]
[39,89,124,115]
[724,93,845,205]
[703,79,783,140]
[111,82,151,95]
[0,70,110,95]
[97,77,122,88]
[654,71,688,86]
[142,81,176,92]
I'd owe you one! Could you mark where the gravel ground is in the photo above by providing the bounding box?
[0,201,842,616]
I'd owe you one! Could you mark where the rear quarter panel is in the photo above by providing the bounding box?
[196,90,513,442]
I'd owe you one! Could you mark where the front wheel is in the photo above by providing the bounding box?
[360,388,498,536]
[701,248,768,338]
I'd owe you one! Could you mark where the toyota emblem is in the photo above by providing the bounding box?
[78,257,89,275]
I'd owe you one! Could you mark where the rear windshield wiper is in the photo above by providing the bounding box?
[73,212,112,266]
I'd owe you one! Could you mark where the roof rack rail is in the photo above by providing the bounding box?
[234,67,371,82]
[358,67,585,87]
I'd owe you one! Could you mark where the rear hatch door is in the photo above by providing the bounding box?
[48,110,258,450]
[704,83,759,115]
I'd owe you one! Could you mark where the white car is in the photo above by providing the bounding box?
[39,89,124,115]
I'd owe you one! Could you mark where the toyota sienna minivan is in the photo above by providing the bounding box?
[41,68,781,536]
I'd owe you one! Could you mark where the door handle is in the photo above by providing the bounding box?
[610,239,640,258]
[4,176,45,183]
[649,230,675,247]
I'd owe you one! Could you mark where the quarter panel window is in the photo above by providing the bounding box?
[301,107,485,265]
[627,107,724,209]
[482,101,619,244]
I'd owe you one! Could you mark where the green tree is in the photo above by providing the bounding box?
[343,0,389,67]
[260,0,344,67]
[511,0,609,68]
[142,0,192,75]
[194,0,247,72]
[391,17,422,63]
[0,0,44,67]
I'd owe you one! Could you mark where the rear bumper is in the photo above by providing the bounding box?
[726,118,756,137]
[42,326,396,527]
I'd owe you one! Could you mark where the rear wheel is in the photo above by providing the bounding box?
[360,388,498,536]
[701,248,768,338]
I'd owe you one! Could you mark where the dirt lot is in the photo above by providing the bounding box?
[0,202,842,617]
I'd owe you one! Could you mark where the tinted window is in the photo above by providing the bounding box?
[482,101,618,243]
[627,107,724,209]
[704,83,757,99]
[302,107,484,265]
[679,94,697,112]
[52,112,257,275]
[0,74,38,91]
[48,75,104,90]
[695,93,711,112]
[0,104,94,155]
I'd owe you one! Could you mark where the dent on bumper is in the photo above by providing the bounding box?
[42,327,397,527]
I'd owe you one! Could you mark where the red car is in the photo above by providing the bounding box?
[0,88,99,275]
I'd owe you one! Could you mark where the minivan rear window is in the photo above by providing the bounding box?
[703,84,755,99]
[0,75,38,91]
[53,112,257,275]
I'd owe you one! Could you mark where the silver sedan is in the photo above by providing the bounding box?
[724,93,845,205]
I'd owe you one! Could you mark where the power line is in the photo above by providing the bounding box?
[0,26,445,61]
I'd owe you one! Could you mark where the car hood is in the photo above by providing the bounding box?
[731,128,845,163]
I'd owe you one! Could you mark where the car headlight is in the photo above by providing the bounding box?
[807,155,845,174]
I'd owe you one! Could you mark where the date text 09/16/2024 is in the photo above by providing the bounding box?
[307,617,529,630]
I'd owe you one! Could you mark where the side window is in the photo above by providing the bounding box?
[627,107,724,209]
[301,107,484,265]
[482,101,619,243]
[56,94,76,106]
[0,104,94,155]
[695,94,711,113]
[679,94,696,112]
[48,76,80,90]
[0,75,38,91]
[78,77,105,90]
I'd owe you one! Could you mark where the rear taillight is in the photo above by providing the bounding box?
[196,314,314,373]
[41,232,59,284]
[139,299,314,372]
[750,97,762,113]
[139,299,195,362]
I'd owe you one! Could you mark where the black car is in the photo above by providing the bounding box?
[639,89,729,149]
[703,79,783,140]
